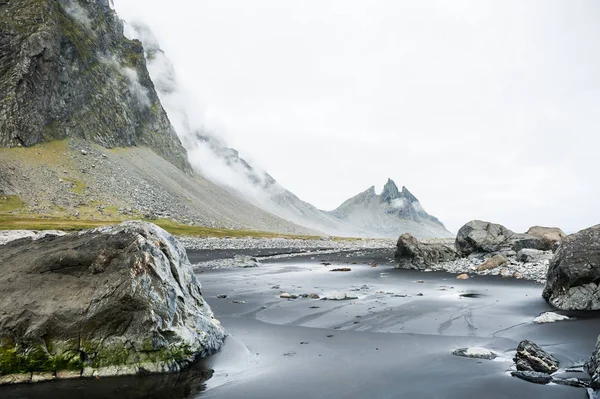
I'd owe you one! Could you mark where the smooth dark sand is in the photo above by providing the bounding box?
[3,250,600,399]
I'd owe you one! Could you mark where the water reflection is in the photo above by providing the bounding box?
[0,363,213,399]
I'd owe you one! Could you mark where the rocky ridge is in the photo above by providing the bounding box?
[0,0,189,171]
[126,23,453,239]
[328,179,453,238]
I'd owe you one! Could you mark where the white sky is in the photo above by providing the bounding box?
[113,0,600,234]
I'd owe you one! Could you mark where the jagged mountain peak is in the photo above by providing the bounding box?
[329,179,453,238]
[380,178,400,203]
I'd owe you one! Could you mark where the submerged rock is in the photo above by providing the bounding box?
[543,225,600,310]
[511,371,553,385]
[514,340,559,374]
[395,233,458,270]
[0,221,225,384]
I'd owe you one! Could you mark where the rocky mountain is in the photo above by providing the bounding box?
[126,23,451,238]
[329,179,453,238]
[0,0,189,171]
[0,0,318,236]
[0,2,451,239]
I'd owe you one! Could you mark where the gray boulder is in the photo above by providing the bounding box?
[395,233,458,270]
[511,236,546,252]
[514,340,559,374]
[526,226,567,251]
[0,221,226,384]
[543,225,600,310]
[455,220,545,256]
[455,220,515,256]
[517,249,552,263]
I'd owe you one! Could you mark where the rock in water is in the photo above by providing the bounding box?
[543,225,600,310]
[511,371,554,385]
[514,340,559,374]
[526,226,567,251]
[395,233,458,270]
[0,221,225,384]
[452,347,497,360]
[533,312,571,324]
[586,334,600,389]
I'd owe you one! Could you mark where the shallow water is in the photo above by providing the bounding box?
[3,260,599,399]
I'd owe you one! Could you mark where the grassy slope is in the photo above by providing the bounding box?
[0,215,326,239]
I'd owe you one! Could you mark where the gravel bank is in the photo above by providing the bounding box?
[181,236,552,282]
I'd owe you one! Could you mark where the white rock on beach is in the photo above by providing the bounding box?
[533,312,571,324]
[323,292,359,301]
[452,347,497,360]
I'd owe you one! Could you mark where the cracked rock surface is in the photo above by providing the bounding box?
[0,221,225,384]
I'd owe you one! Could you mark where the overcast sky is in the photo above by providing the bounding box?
[113,0,600,234]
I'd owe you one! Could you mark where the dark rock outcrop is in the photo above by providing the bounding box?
[514,340,559,374]
[543,225,600,310]
[526,226,567,251]
[511,371,554,385]
[586,334,600,389]
[0,0,190,172]
[394,233,458,270]
[455,220,545,256]
[0,221,225,384]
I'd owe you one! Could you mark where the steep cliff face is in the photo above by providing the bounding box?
[0,0,190,171]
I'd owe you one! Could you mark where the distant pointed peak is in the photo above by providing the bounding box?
[380,178,400,203]
[400,186,418,203]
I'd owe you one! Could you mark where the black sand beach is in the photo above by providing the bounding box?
[3,249,599,399]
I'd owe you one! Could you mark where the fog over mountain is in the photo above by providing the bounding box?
[114,0,600,234]
[124,23,450,237]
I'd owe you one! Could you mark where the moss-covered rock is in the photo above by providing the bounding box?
[0,221,226,384]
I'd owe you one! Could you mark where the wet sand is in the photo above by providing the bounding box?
[197,261,600,399]
[3,250,600,398]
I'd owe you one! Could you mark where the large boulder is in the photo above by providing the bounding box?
[395,233,458,270]
[455,220,516,256]
[514,340,559,374]
[526,226,567,251]
[543,225,600,310]
[455,220,545,256]
[0,221,226,384]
